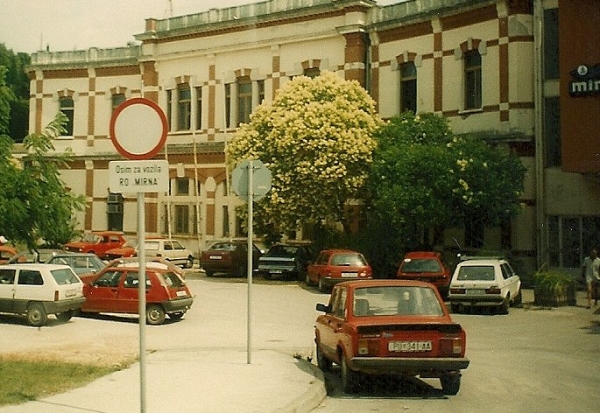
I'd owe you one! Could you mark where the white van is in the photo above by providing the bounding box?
[0,264,86,326]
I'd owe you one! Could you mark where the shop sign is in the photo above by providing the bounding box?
[569,64,600,97]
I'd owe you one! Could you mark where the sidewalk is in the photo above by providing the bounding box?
[0,348,327,413]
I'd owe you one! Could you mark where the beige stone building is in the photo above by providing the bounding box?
[23,0,600,275]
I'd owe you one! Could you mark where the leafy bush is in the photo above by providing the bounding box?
[533,270,576,307]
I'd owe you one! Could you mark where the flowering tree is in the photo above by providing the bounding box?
[366,112,526,272]
[226,71,382,240]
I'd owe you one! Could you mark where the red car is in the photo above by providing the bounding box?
[315,280,469,394]
[105,238,137,260]
[200,241,262,277]
[306,249,372,293]
[65,231,127,259]
[396,251,451,298]
[79,260,193,325]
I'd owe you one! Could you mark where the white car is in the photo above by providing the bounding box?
[448,258,521,314]
[138,238,195,268]
[0,264,86,326]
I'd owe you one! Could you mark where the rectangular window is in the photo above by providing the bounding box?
[177,85,191,131]
[238,77,252,125]
[176,178,189,196]
[174,204,189,234]
[257,80,265,105]
[195,86,202,130]
[112,93,126,111]
[543,8,560,80]
[544,97,561,167]
[222,205,229,237]
[464,51,482,110]
[225,84,231,129]
[400,62,417,113]
[59,97,74,136]
[166,90,173,131]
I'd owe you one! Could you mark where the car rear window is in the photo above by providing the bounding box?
[51,268,81,285]
[457,265,495,281]
[144,242,160,251]
[210,243,238,251]
[402,258,442,273]
[353,286,444,316]
[331,253,366,266]
[265,246,297,257]
[159,272,186,288]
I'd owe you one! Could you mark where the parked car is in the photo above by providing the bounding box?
[105,238,137,260]
[45,252,105,276]
[448,257,522,314]
[306,249,372,293]
[79,260,194,325]
[396,251,451,299]
[65,231,126,259]
[137,238,194,269]
[257,244,314,281]
[0,264,86,326]
[315,280,470,394]
[200,241,262,277]
[0,246,18,264]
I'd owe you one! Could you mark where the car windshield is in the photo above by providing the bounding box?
[353,286,444,316]
[401,258,442,273]
[457,265,495,281]
[51,268,81,285]
[265,246,298,257]
[331,253,366,266]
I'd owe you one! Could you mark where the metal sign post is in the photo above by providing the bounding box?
[109,98,168,413]
[247,160,254,364]
[231,159,271,365]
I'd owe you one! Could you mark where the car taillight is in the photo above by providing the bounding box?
[358,337,380,356]
[486,286,501,294]
[440,336,464,356]
[450,288,466,294]
[54,290,59,301]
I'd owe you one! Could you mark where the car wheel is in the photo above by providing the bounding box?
[500,295,510,314]
[205,270,214,277]
[440,373,461,395]
[26,303,48,327]
[146,304,166,325]
[168,312,185,321]
[318,277,328,293]
[56,310,74,322]
[185,257,194,269]
[512,289,522,307]
[340,354,360,394]
[264,272,272,280]
[316,342,332,372]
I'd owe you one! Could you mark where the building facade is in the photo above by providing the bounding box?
[22,0,600,273]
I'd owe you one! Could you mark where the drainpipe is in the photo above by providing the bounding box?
[533,0,545,270]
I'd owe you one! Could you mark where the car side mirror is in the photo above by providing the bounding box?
[316,303,331,313]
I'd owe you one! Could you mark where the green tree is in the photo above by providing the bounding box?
[0,44,30,142]
[226,71,382,241]
[367,112,526,273]
[0,110,85,249]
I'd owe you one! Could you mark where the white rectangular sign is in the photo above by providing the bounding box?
[109,160,169,193]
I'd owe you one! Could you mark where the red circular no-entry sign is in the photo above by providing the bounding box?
[109,97,168,160]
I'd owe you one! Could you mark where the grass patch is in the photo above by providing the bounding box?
[0,356,129,406]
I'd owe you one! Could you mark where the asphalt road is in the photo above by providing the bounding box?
[0,273,599,413]
[312,290,600,413]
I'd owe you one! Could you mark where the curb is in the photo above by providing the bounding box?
[274,360,327,413]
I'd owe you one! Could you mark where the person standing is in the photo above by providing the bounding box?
[582,248,600,308]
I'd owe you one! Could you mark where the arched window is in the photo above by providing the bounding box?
[464,50,482,110]
[59,96,74,136]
